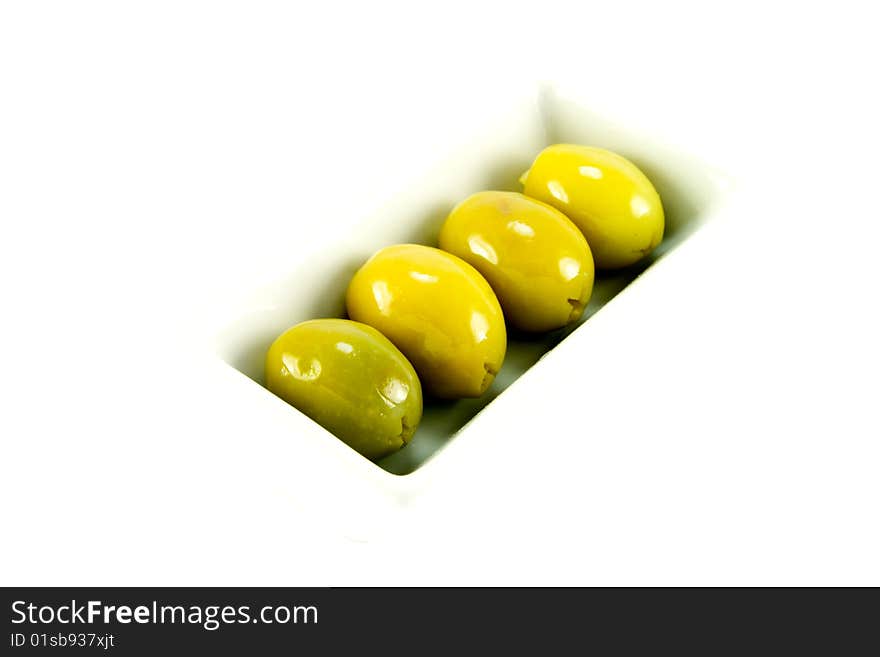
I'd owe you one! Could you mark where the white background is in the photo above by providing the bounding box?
[1,1,878,585]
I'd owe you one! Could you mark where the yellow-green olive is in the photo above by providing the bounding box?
[265,319,422,461]
[520,144,665,269]
[439,191,594,332]
[346,244,506,398]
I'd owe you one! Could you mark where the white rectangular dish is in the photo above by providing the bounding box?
[211,85,730,537]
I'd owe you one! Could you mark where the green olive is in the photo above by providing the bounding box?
[346,244,506,399]
[439,191,594,332]
[265,319,422,461]
[521,144,665,269]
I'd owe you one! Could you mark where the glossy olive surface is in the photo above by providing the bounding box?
[265,319,422,461]
[439,191,594,332]
[521,144,665,269]
[346,244,506,399]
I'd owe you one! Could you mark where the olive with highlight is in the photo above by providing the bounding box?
[265,318,423,461]
[346,244,506,398]
[440,191,594,332]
